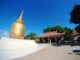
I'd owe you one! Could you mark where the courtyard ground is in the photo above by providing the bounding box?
[14,45,80,60]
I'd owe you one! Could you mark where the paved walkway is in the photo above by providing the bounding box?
[14,45,80,60]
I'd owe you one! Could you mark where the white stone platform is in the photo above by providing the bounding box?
[0,37,38,49]
[0,37,49,60]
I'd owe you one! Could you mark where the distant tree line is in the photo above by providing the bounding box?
[43,25,72,40]
[25,25,72,40]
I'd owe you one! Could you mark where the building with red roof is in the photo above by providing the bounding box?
[37,31,65,43]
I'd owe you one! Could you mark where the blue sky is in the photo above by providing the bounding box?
[0,0,80,35]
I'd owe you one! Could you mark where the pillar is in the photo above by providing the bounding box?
[48,37,51,44]
[55,37,57,43]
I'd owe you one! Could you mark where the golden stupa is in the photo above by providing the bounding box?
[9,11,25,39]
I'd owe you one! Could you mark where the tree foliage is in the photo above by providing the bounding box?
[43,25,72,40]
[51,26,63,33]
[24,32,37,40]
[43,27,52,33]
[43,25,63,33]
[70,4,80,34]
[70,4,80,24]
[63,27,72,40]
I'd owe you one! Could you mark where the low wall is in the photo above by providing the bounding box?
[0,37,38,49]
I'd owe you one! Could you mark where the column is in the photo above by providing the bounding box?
[48,37,51,44]
[55,37,57,43]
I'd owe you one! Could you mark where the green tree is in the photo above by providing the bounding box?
[24,32,37,40]
[43,25,63,33]
[43,27,52,33]
[70,4,80,34]
[51,25,63,33]
[63,27,72,40]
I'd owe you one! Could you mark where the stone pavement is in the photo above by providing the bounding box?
[14,45,80,60]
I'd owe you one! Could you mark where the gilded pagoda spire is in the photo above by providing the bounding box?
[9,11,25,39]
[17,11,23,23]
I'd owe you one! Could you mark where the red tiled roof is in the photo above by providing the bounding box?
[37,32,64,38]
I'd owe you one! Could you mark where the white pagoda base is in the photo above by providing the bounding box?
[0,37,49,60]
[0,37,38,49]
[0,37,38,60]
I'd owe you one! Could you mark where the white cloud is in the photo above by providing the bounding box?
[0,29,9,37]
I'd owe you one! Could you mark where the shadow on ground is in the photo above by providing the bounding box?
[51,43,64,47]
